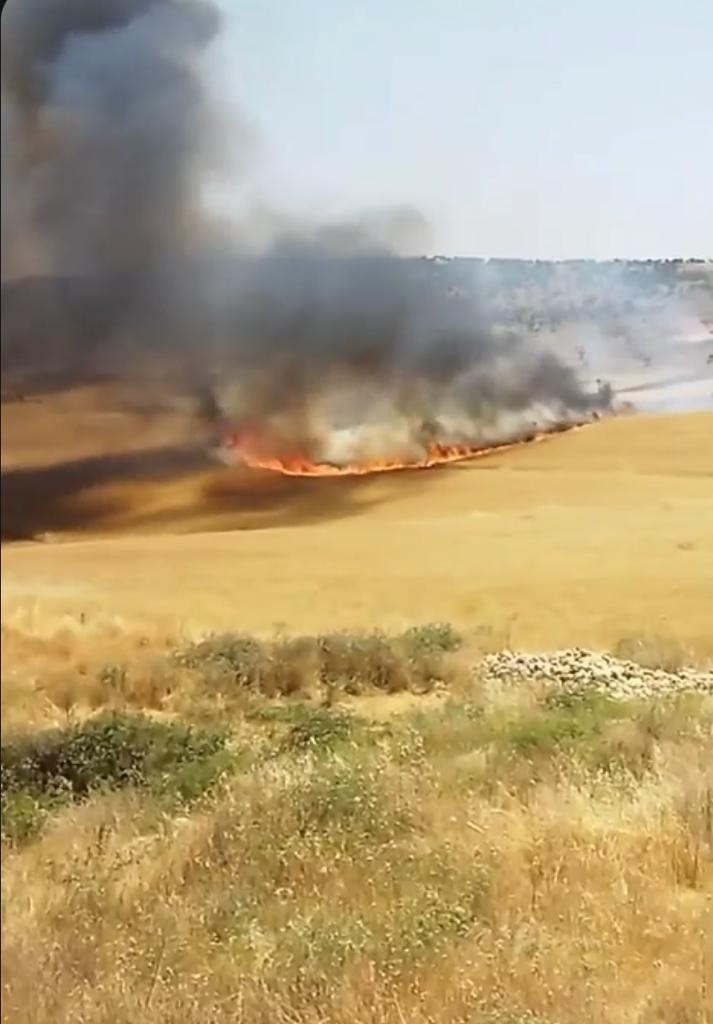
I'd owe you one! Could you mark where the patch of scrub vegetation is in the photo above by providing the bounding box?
[1,713,232,841]
[279,705,360,754]
[400,621,464,655]
[3,628,712,1023]
[173,622,464,700]
[499,690,629,754]
[398,687,713,791]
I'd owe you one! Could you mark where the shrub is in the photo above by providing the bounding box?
[281,706,357,753]
[174,632,263,686]
[1,713,232,839]
[258,636,317,696]
[173,624,459,699]
[1,791,49,843]
[314,626,457,694]
[378,862,488,972]
[315,631,409,693]
[400,622,463,655]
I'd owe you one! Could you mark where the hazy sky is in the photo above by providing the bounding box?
[214,0,713,259]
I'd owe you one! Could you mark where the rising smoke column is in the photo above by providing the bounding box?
[1,0,225,279]
[0,0,235,382]
[1,0,611,464]
[209,242,609,465]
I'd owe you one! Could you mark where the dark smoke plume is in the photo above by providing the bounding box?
[1,0,610,465]
[206,244,608,464]
[1,0,224,279]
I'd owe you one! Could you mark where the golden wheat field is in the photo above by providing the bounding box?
[2,396,713,1024]
[2,397,713,653]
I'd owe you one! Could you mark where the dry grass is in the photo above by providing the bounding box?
[612,630,701,673]
[0,612,189,734]
[2,654,712,1024]
[3,411,713,655]
[2,405,713,1020]
[3,614,710,747]
[0,620,468,735]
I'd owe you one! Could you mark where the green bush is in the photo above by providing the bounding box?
[400,622,463,655]
[282,706,357,753]
[395,689,666,790]
[1,791,49,843]
[1,713,232,840]
[273,849,488,985]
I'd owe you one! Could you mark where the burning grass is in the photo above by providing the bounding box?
[2,661,712,1023]
[219,416,595,478]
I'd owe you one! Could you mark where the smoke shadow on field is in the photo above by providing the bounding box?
[1,445,210,541]
[1,444,429,541]
[128,470,397,536]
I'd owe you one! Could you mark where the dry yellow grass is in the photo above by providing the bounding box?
[2,683,712,1024]
[2,400,713,1023]
[3,409,713,654]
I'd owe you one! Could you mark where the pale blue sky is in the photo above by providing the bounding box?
[213,0,713,259]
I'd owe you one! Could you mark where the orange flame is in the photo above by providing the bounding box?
[222,421,585,477]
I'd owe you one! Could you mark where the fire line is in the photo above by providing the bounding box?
[221,421,588,478]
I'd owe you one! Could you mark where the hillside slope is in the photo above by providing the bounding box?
[3,411,712,654]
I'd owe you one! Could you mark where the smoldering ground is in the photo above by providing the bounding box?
[1,0,612,470]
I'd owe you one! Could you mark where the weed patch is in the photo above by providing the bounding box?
[291,758,413,841]
[281,706,358,753]
[174,632,263,685]
[1,713,232,840]
[400,622,463,655]
[174,624,461,700]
